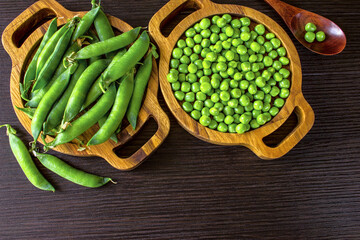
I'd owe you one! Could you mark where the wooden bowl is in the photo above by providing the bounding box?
[2,0,170,170]
[149,0,315,159]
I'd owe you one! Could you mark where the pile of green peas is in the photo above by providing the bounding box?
[167,14,291,134]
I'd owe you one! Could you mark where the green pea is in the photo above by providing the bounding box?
[170,59,180,69]
[270,38,281,49]
[183,47,192,56]
[279,68,291,78]
[219,91,230,101]
[279,79,290,88]
[208,120,218,129]
[261,84,271,94]
[179,73,186,82]
[239,80,249,90]
[225,50,235,61]
[214,113,225,122]
[167,72,178,83]
[253,100,264,110]
[224,115,234,125]
[240,53,249,62]
[256,114,266,125]
[268,78,276,86]
[257,54,264,62]
[277,47,287,57]
[240,26,250,33]
[191,110,201,120]
[264,94,272,103]
[196,70,204,78]
[210,78,220,89]
[217,17,227,28]
[305,32,315,43]
[219,80,229,91]
[192,100,203,111]
[180,55,190,64]
[240,17,250,26]
[231,18,241,28]
[201,29,211,39]
[201,107,210,116]
[235,123,247,134]
[273,72,283,82]
[254,90,265,100]
[185,28,196,37]
[263,56,273,67]
[211,93,220,102]
[279,88,290,98]
[244,103,253,112]
[177,39,186,48]
[274,98,285,108]
[199,76,210,84]
[217,122,228,132]
[305,22,317,32]
[264,41,273,53]
[214,102,224,111]
[256,36,265,45]
[270,86,280,97]
[178,63,188,73]
[186,73,197,83]
[240,32,251,41]
[212,16,220,24]
[255,76,266,88]
[174,91,185,101]
[199,115,211,126]
[245,71,255,81]
[239,94,250,106]
[225,26,234,37]
[201,48,211,58]
[249,119,259,129]
[251,31,258,41]
[263,102,271,112]
[316,31,326,42]
[251,63,260,73]
[203,68,212,76]
[172,81,181,91]
[269,106,279,116]
[200,82,212,94]
[200,18,211,29]
[194,23,201,33]
[182,102,193,112]
[222,14,232,23]
[240,112,252,124]
[265,33,275,40]
[252,109,261,118]
[250,42,261,53]
[172,48,183,59]
[185,92,195,102]
[279,57,289,65]
[210,24,220,34]
[187,63,197,74]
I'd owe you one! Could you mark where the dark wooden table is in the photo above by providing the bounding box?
[1,0,359,239]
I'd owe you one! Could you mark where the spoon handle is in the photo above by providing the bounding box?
[264,0,302,26]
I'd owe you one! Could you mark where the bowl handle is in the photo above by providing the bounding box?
[249,94,315,159]
[99,100,170,171]
[1,0,72,62]
[148,0,213,49]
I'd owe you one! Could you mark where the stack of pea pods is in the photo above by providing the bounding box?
[1,0,157,191]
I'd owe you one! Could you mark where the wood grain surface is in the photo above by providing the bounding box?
[0,0,359,239]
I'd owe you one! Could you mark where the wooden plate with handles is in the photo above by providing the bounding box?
[2,0,170,170]
[149,0,315,159]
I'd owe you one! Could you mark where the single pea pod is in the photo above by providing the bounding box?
[35,22,70,79]
[31,63,78,142]
[88,69,134,146]
[87,31,102,65]
[82,49,126,109]
[63,59,110,125]
[75,27,141,60]
[43,60,87,134]
[15,106,36,119]
[98,113,118,143]
[21,17,58,101]
[48,83,116,148]
[32,26,75,92]
[126,49,157,129]
[71,5,100,42]
[34,152,113,188]
[100,31,150,89]
[0,125,55,192]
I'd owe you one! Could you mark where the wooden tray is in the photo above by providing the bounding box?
[149,0,315,159]
[2,0,170,170]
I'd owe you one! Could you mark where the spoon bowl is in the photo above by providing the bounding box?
[265,0,346,55]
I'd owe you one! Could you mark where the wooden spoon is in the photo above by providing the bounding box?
[264,0,346,55]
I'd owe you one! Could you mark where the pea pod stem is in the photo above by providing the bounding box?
[0,125,54,192]
[34,151,113,188]
[88,69,135,146]
[21,17,58,101]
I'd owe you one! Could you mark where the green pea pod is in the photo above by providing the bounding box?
[98,114,118,143]
[82,49,126,109]
[43,60,87,134]
[126,50,156,129]
[75,27,141,60]
[0,125,54,192]
[26,77,56,108]
[34,152,113,188]
[63,59,111,125]
[35,22,70,79]
[93,6,117,59]
[48,83,116,148]
[88,70,134,146]
[21,18,58,101]
[31,63,78,142]
[71,6,100,42]
[100,31,150,89]
[15,106,36,119]
[32,26,75,92]
[87,31,102,65]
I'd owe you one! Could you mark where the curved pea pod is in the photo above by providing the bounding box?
[31,63,78,142]
[15,106,36,119]
[32,26,75,92]
[98,114,118,143]
[48,83,116,148]
[82,49,126,109]
[100,31,150,88]
[34,152,113,188]
[126,50,156,129]
[43,60,87,134]
[62,59,110,125]
[0,125,54,192]
[21,17,58,101]
[88,69,135,146]
[71,5,100,42]
[75,27,141,60]
[35,22,70,79]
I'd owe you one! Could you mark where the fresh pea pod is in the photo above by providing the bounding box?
[43,60,87,134]
[75,27,141,60]
[71,5,100,42]
[98,114,118,143]
[127,47,157,129]
[26,76,56,108]
[87,31,102,65]
[35,22,70,78]
[15,106,36,119]
[82,49,126,109]
[48,84,116,148]
[100,31,150,89]
[32,26,75,92]
[34,152,113,188]
[21,18,58,101]
[88,70,134,146]
[0,125,54,192]
[31,63,78,142]
[63,59,110,125]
